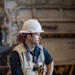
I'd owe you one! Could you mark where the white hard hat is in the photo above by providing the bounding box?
[19,19,44,33]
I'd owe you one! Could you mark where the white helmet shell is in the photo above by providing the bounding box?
[19,19,44,33]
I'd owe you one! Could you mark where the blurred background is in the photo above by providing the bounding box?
[0,0,75,75]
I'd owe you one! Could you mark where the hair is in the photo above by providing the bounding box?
[23,33,32,41]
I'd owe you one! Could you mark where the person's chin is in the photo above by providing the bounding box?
[37,41,40,44]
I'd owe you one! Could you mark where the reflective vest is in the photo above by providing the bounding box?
[7,43,46,75]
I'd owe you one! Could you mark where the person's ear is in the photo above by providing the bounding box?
[27,34,31,40]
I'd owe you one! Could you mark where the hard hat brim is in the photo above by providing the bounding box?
[19,30,44,33]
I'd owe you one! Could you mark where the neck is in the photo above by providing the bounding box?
[25,40,36,52]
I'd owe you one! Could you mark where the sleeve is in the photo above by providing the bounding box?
[9,51,23,75]
[43,47,53,65]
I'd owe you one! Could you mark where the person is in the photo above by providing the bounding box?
[57,66,66,75]
[7,19,54,75]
